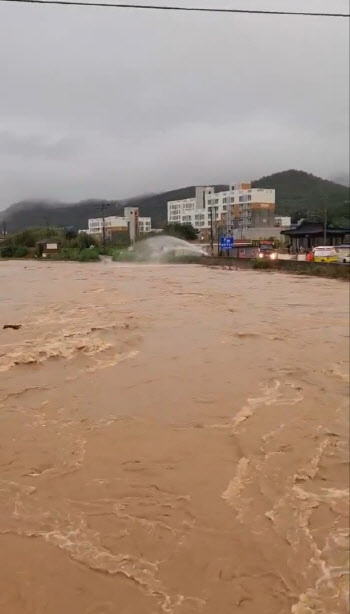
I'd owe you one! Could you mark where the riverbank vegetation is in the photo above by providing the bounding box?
[0,227,108,261]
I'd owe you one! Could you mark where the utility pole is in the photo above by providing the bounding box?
[99,201,109,249]
[226,187,232,256]
[323,197,328,244]
[102,201,106,248]
[210,206,214,256]
[43,215,50,234]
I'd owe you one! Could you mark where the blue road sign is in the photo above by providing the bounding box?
[220,236,234,250]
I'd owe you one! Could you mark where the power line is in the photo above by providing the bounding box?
[1,0,349,18]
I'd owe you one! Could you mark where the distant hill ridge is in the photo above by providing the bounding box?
[1,170,349,232]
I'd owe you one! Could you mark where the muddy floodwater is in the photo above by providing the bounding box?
[0,260,349,614]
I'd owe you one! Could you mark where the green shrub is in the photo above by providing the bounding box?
[77,233,98,250]
[50,248,77,260]
[73,232,97,250]
[66,233,98,250]
[101,246,122,258]
[108,231,130,247]
[59,247,74,260]
[1,244,16,258]
[46,247,99,261]
[163,223,198,241]
[14,246,28,258]
[77,248,100,262]
[113,249,136,262]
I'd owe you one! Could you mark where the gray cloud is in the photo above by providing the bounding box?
[0,129,82,159]
[0,0,349,208]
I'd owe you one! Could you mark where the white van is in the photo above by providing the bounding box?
[312,246,338,263]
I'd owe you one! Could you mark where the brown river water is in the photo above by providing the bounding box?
[0,260,349,614]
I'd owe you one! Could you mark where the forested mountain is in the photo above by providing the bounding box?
[1,171,348,233]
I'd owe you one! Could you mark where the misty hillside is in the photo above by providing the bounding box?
[330,174,350,188]
[253,170,349,224]
[1,171,349,233]
[0,199,120,234]
[0,186,227,233]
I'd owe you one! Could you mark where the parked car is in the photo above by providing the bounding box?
[312,246,338,263]
[339,252,350,264]
[335,244,350,264]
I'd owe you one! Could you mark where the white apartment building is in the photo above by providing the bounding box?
[138,218,152,233]
[274,216,291,228]
[167,187,215,230]
[88,216,128,236]
[168,184,275,232]
[83,208,152,238]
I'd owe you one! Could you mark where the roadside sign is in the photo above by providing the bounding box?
[220,236,234,250]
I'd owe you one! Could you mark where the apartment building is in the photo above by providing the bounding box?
[167,183,275,233]
[167,187,216,230]
[138,217,152,233]
[274,216,291,228]
[82,207,152,241]
[124,207,152,242]
[88,216,128,236]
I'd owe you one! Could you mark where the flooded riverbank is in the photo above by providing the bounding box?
[0,260,349,614]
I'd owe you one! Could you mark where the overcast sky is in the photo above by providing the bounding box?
[0,0,349,209]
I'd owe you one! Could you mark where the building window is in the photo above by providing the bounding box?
[248,195,251,201]
[223,198,227,204]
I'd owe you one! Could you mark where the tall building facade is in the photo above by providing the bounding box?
[88,216,128,236]
[167,187,216,230]
[82,208,152,240]
[167,183,275,233]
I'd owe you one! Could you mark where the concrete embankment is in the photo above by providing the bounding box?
[201,257,350,279]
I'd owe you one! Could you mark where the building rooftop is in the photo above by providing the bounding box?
[281,220,350,237]
[35,238,61,245]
